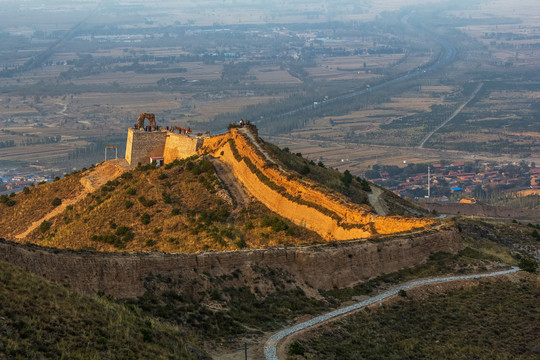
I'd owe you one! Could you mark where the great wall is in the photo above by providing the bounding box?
[0,229,462,298]
[125,125,437,241]
[0,122,462,297]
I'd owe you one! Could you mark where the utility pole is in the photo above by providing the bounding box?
[427,165,431,198]
[235,342,257,360]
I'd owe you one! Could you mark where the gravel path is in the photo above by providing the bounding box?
[264,267,520,360]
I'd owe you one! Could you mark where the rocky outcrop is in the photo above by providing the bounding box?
[0,229,463,298]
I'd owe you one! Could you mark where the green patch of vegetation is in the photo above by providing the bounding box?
[124,200,134,209]
[91,226,134,249]
[0,260,206,359]
[261,215,289,232]
[519,258,538,273]
[300,279,539,360]
[39,220,51,233]
[140,213,151,225]
[0,194,16,207]
[138,196,156,207]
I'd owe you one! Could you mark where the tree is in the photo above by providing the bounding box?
[342,170,353,186]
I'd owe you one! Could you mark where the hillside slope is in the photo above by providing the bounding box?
[0,259,207,359]
[1,127,440,252]
[2,157,321,252]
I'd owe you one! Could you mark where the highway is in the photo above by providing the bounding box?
[263,26,456,123]
[264,267,520,360]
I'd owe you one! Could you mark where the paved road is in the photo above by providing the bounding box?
[418,82,484,148]
[213,16,456,136]
[264,267,520,360]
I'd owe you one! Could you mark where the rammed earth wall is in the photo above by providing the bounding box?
[0,229,462,298]
[124,126,436,240]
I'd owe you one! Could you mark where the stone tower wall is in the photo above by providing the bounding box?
[125,128,168,166]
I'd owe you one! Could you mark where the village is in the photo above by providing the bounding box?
[0,167,54,195]
[366,160,540,203]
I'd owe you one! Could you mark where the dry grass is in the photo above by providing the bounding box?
[0,259,206,359]
[6,157,322,253]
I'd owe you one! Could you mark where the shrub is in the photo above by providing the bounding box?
[289,341,306,356]
[162,192,172,204]
[220,227,234,239]
[261,216,289,232]
[39,220,51,233]
[519,258,538,273]
[357,177,372,192]
[51,197,62,207]
[126,187,137,195]
[158,173,168,180]
[138,196,156,207]
[341,170,353,187]
[23,187,30,194]
[124,200,134,209]
[120,172,133,179]
[235,237,247,249]
[140,213,151,225]
[0,195,16,207]
[171,207,180,215]
[299,165,310,175]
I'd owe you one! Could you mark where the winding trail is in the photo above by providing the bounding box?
[264,266,520,360]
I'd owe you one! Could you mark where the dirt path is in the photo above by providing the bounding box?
[209,156,251,209]
[15,161,128,239]
[15,192,88,239]
[368,186,388,216]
